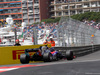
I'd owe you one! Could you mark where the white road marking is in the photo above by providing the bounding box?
[0,68,19,72]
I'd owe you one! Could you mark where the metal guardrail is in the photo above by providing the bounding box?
[0,44,100,57]
[0,45,13,47]
[54,45,100,57]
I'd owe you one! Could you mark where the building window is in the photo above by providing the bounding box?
[34,0,39,3]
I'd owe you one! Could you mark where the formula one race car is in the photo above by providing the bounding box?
[20,46,74,64]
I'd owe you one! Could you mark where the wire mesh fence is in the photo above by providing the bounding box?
[56,17,98,47]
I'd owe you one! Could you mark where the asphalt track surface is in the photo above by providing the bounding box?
[1,51,100,75]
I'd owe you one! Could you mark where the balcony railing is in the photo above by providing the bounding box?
[23,16,28,19]
[63,13,68,15]
[22,7,27,9]
[28,4,33,7]
[56,14,61,16]
[0,0,20,2]
[28,1,33,3]
[29,12,33,15]
[0,5,21,8]
[29,10,33,13]
[34,6,39,8]
[35,20,40,22]
[0,11,22,14]
[34,16,39,18]
[22,5,27,7]
[34,12,39,14]
[29,16,33,18]
[34,3,39,6]
[34,10,39,13]
[23,11,27,13]
[91,4,96,7]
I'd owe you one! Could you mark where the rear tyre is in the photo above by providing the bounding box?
[43,53,53,62]
[20,54,30,64]
[57,53,63,59]
[66,50,73,60]
[55,53,60,60]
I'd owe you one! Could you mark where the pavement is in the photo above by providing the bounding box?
[1,50,100,75]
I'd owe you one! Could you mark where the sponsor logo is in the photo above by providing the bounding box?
[12,50,24,60]
[12,50,35,60]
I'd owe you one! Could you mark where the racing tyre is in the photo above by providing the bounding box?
[43,53,53,62]
[55,53,60,61]
[57,53,63,59]
[20,54,30,64]
[66,50,73,60]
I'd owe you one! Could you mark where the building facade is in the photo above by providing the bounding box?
[22,0,50,24]
[0,0,22,24]
[0,0,50,25]
[50,0,100,18]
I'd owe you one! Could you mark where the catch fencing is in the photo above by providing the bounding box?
[56,17,99,47]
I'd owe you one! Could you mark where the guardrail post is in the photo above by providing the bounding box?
[91,35,94,52]
[14,27,17,43]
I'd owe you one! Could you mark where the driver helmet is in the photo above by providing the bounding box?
[41,46,47,51]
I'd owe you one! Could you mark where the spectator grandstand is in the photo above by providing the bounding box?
[84,20,100,30]
[17,19,100,42]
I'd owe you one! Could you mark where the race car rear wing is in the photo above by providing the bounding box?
[24,46,47,53]
[25,48,40,53]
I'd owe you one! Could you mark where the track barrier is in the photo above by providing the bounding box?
[0,44,51,65]
[54,45,100,57]
[0,44,99,65]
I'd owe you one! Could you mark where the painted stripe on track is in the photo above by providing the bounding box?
[0,64,47,73]
[0,68,19,73]
[1,58,100,73]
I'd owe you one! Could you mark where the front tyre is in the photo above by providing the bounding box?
[66,50,73,60]
[20,54,30,64]
[43,53,53,62]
